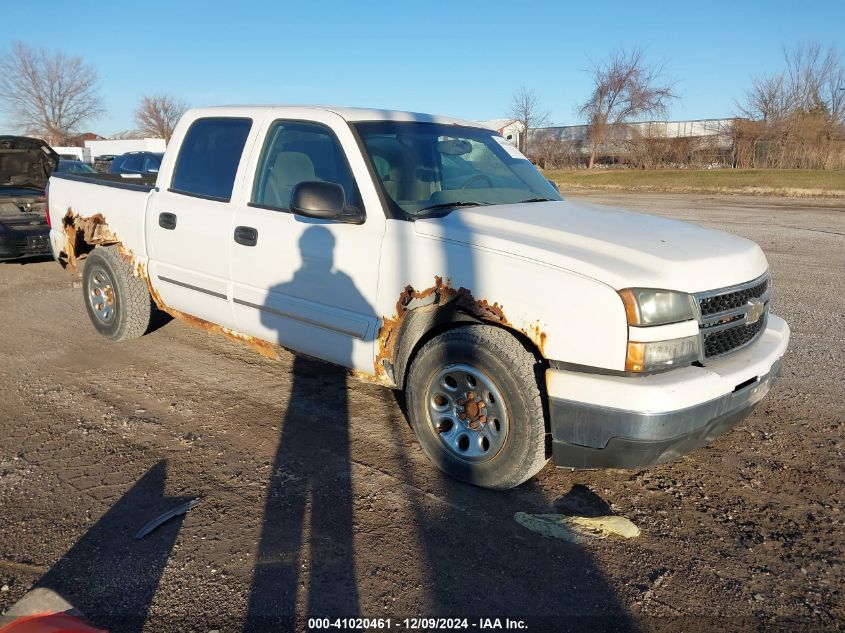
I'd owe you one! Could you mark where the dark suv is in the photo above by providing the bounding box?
[107,151,163,176]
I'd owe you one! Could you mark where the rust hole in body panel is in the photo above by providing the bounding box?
[374,276,548,381]
[60,208,120,270]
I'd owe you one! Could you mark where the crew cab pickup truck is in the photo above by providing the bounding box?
[46,106,790,489]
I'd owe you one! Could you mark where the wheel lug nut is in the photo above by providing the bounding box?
[456,398,465,405]
[478,401,486,409]
[459,413,467,420]
[467,391,476,400]
[469,421,478,430]
[478,415,487,424]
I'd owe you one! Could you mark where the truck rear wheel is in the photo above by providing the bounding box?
[82,246,153,341]
[405,324,549,489]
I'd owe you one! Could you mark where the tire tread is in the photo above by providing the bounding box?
[84,246,153,341]
[408,324,549,489]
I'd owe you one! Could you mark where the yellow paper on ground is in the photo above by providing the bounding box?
[514,512,640,542]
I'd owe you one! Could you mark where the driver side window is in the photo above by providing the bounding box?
[251,120,359,212]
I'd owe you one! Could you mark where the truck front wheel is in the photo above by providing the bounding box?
[82,246,153,341]
[405,324,550,489]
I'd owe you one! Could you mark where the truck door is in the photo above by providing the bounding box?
[228,113,385,371]
[145,116,253,328]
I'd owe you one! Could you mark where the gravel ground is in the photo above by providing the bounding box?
[0,193,843,632]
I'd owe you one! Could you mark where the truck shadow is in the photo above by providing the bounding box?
[386,393,636,632]
[17,460,190,633]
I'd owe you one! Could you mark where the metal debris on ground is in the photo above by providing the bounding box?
[514,512,640,542]
[134,498,201,540]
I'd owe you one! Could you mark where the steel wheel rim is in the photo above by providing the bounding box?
[426,363,509,463]
[88,266,116,324]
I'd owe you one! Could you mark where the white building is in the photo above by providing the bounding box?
[84,137,167,159]
[51,146,93,164]
[476,118,524,146]
[531,118,738,147]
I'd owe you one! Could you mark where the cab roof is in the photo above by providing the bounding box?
[193,105,488,129]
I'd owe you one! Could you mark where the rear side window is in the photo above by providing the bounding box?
[171,117,252,201]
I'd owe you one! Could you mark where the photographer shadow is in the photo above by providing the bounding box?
[243,225,366,630]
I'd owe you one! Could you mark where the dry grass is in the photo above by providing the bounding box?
[544,169,845,197]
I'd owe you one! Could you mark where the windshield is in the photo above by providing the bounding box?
[353,121,561,217]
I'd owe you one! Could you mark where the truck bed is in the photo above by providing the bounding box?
[47,172,156,266]
[51,171,157,192]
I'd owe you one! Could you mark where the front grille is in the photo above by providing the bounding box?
[703,317,766,357]
[695,273,771,360]
[699,278,768,317]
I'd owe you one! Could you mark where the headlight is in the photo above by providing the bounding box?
[618,288,696,326]
[625,335,701,372]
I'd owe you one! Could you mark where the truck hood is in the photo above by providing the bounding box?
[0,136,59,191]
[413,200,769,293]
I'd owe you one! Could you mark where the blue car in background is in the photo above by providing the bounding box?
[107,151,163,176]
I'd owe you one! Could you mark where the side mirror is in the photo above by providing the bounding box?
[290,181,363,224]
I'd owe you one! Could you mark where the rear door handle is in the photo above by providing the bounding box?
[158,212,177,230]
[234,225,258,247]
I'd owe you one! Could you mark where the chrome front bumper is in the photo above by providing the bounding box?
[547,315,789,469]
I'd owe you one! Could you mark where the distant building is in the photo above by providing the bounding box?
[66,132,105,146]
[84,137,167,158]
[51,146,93,163]
[531,118,740,149]
[528,118,743,166]
[476,118,524,146]
[107,130,144,140]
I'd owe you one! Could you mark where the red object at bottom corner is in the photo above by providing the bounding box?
[0,613,107,633]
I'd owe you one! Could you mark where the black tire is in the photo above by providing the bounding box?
[82,246,153,341]
[405,324,549,489]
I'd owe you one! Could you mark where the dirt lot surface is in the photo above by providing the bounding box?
[1,194,843,632]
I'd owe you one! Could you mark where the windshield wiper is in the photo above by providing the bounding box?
[415,201,491,214]
[517,197,556,203]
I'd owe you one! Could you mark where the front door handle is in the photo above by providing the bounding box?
[158,212,177,230]
[234,225,258,247]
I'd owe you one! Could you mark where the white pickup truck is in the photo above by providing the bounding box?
[46,106,789,489]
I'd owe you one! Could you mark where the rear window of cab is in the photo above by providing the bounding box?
[170,117,252,201]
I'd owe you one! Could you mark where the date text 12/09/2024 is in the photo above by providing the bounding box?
[306,617,528,630]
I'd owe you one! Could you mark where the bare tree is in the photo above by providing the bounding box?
[736,43,845,169]
[742,44,844,122]
[578,48,677,168]
[741,74,791,124]
[0,42,104,145]
[134,94,189,142]
[507,87,550,154]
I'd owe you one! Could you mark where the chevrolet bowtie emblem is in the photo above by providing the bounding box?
[746,298,765,324]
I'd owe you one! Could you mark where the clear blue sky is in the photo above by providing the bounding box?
[0,0,842,136]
